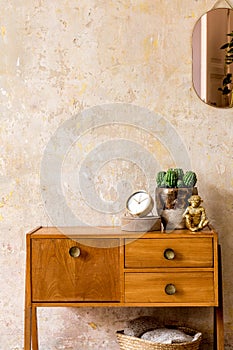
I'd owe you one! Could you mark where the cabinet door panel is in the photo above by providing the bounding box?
[32,238,120,302]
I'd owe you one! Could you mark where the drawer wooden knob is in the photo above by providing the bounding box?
[164,248,175,260]
[69,246,81,258]
[165,284,176,295]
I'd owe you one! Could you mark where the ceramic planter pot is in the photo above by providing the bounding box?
[155,187,198,230]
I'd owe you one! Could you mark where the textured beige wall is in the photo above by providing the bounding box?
[1,0,233,349]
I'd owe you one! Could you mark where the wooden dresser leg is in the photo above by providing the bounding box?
[214,245,224,350]
[214,306,224,350]
[31,306,38,350]
[25,233,32,350]
[24,306,31,350]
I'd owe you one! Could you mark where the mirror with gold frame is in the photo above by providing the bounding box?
[193,7,233,108]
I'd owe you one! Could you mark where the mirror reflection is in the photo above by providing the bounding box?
[193,8,233,108]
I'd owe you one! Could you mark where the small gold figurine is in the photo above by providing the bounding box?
[183,195,209,232]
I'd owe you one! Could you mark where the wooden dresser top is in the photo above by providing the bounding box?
[27,225,217,239]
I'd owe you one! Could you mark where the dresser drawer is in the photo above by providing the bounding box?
[31,238,120,302]
[125,272,215,303]
[125,238,213,268]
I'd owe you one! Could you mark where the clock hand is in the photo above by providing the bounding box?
[137,194,143,204]
[140,197,149,203]
[133,198,139,203]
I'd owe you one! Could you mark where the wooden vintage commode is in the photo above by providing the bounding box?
[24,226,224,349]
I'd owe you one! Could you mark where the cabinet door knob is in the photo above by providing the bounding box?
[69,246,81,258]
[164,248,175,260]
[165,284,176,295]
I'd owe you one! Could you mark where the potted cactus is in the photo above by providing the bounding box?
[155,168,198,230]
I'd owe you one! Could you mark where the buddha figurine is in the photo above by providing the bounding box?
[183,195,209,232]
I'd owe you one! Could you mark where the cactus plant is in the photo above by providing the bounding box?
[183,171,197,187]
[156,171,166,187]
[155,168,198,230]
[156,168,197,188]
[173,168,184,180]
[164,169,178,188]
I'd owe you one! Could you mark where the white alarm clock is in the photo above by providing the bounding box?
[126,190,154,217]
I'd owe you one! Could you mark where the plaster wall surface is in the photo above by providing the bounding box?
[0,0,233,349]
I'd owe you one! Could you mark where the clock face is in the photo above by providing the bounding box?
[126,191,154,217]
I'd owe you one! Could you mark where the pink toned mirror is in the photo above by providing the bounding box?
[193,8,233,108]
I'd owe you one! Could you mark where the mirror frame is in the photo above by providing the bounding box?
[192,7,233,108]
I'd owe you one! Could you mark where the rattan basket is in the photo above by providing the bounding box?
[116,327,202,350]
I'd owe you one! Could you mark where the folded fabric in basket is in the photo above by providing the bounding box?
[124,316,159,337]
[140,328,194,344]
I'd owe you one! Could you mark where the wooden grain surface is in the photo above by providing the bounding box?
[31,238,120,302]
[125,237,213,268]
[25,227,223,350]
[125,271,215,304]
[28,225,217,238]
